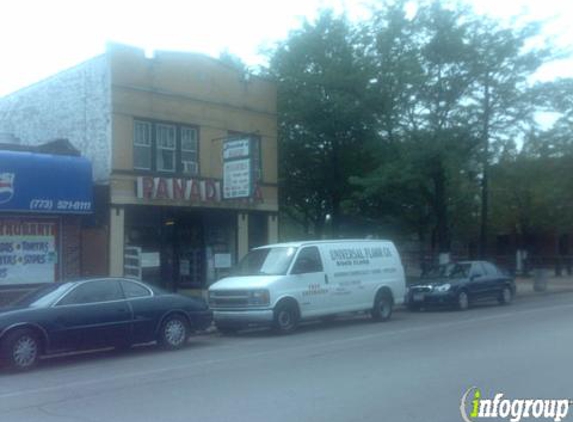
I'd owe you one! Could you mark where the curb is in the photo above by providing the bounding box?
[198,289,573,337]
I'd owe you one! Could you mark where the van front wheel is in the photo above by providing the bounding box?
[272,302,299,334]
[371,291,393,322]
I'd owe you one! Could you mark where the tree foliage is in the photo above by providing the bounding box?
[266,1,573,253]
[268,11,376,237]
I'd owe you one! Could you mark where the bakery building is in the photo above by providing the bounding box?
[0,43,279,293]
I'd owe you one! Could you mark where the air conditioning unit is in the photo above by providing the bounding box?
[183,161,198,174]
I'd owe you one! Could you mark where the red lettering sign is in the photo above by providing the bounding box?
[205,180,217,202]
[173,179,186,200]
[253,184,263,202]
[135,176,263,204]
[156,178,169,199]
[189,180,202,202]
[142,177,154,199]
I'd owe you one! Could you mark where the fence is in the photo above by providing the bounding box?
[401,251,573,278]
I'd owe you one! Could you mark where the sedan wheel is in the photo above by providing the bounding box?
[498,286,513,305]
[2,329,40,371]
[457,291,469,311]
[160,315,189,350]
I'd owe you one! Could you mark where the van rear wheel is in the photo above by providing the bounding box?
[371,291,393,322]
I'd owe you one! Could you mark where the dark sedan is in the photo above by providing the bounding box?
[406,261,515,311]
[0,278,212,371]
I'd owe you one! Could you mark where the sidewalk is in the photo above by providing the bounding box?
[515,274,573,297]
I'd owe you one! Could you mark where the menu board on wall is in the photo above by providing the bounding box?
[222,137,254,200]
[0,219,57,285]
[223,159,252,199]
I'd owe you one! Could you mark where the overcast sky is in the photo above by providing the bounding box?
[1,0,572,97]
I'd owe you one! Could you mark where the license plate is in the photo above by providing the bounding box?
[413,293,425,302]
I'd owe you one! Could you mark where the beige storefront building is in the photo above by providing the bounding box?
[0,43,278,292]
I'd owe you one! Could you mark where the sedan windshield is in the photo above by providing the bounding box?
[449,263,472,279]
[422,263,454,279]
[234,247,297,276]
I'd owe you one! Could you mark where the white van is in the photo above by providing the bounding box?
[208,240,406,334]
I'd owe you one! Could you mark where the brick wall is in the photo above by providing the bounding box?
[60,216,82,280]
[0,55,111,182]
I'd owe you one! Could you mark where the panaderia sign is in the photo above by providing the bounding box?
[136,176,263,203]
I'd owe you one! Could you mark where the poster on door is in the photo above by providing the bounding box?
[0,219,57,285]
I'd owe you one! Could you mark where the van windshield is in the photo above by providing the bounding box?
[234,247,297,276]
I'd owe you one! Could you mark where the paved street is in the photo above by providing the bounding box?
[1,292,573,422]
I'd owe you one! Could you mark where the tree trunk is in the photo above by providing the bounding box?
[479,72,491,258]
[330,136,342,237]
[433,162,450,254]
[479,163,489,258]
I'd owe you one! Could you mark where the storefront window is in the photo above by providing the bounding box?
[125,207,236,290]
[249,212,268,250]
[0,219,59,285]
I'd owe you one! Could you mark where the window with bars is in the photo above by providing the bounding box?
[181,127,199,175]
[156,124,176,172]
[133,120,199,175]
[134,121,152,170]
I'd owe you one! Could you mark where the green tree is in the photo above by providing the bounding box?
[355,1,558,256]
[355,1,479,254]
[463,17,552,257]
[268,11,376,237]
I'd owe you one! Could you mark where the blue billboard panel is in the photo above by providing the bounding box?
[0,151,93,214]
